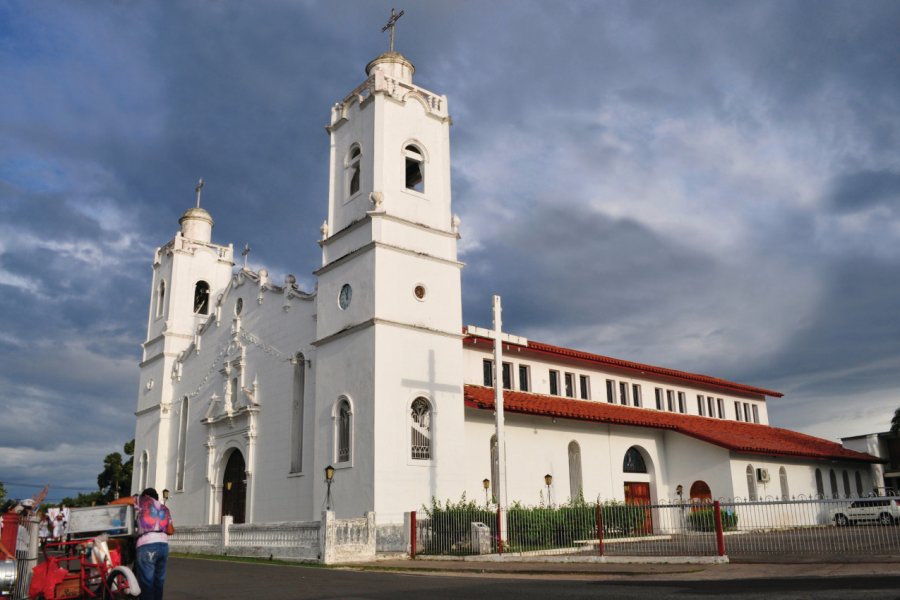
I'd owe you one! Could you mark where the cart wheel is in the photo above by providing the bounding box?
[103,570,131,599]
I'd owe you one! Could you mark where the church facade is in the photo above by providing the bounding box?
[132,50,879,526]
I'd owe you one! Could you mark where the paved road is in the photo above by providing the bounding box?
[166,557,900,599]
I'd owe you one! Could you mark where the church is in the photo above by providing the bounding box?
[131,41,880,527]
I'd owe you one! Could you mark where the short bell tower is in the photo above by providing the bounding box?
[133,182,234,494]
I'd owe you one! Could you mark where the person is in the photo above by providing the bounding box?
[134,488,173,600]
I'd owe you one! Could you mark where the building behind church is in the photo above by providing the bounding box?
[132,46,880,528]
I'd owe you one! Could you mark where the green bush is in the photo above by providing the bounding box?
[686,507,738,532]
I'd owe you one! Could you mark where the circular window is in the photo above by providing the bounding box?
[339,284,352,310]
[235,297,243,316]
[414,284,426,301]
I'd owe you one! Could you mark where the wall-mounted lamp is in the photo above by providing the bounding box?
[162,489,170,504]
[544,473,553,506]
[482,478,490,507]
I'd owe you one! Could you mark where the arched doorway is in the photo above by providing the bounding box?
[221,449,247,524]
[689,480,712,505]
[623,446,653,534]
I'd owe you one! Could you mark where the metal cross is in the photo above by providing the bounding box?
[241,243,251,269]
[195,178,205,208]
[381,8,405,52]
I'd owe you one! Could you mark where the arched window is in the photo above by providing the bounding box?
[855,471,864,497]
[779,467,789,500]
[194,280,210,314]
[156,280,166,318]
[404,144,424,192]
[815,468,824,498]
[336,398,352,464]
[410,397,432,460]
[490,434,499,503]
[842,470,851,498]
[139,450,149,491]
[829,469,838,499]
[290,353,305,473]
[568,441,583,501]
[623,447,647,473]
[176,397,188,491]
[746,465,758,501]
[346,144,361,197]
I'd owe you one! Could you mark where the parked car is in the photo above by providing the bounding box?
[831,498,900,526]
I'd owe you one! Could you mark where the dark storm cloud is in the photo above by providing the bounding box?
[828,170,900,215]
[2,0,899,499]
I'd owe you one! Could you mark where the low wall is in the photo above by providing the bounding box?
[169,511,375,564]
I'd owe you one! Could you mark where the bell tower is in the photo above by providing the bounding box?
[313,41,467,516]
[134,183,234,494]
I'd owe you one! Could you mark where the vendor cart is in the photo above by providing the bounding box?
[28,505,139,600]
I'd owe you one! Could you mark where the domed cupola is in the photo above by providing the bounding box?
[179,178,214,243]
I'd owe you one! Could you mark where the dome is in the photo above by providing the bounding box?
[179,207,214,242]
[365,51,415,83]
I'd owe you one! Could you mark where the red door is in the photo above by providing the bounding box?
[624,482,653,534]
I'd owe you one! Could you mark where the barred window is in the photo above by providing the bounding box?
[568,441,583,501]
[337,399,352,463]
[410,397,432,460]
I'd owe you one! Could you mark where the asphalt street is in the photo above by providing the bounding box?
[166,557,900,599]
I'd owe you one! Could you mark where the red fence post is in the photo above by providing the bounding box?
[713,501,726,557]
[496,507,502,555]
[596,502,604,556]
[410,511,417,560]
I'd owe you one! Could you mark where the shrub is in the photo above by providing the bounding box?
[686,507,738,531]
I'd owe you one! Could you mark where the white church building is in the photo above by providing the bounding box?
[132,47,880,527]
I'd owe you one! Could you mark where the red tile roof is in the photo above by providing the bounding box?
[463,334,783,398]
[463,385,880,464]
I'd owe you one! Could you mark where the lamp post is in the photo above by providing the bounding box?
[324,465,335,511]
[544,474,553,507]
[483,478,491,507]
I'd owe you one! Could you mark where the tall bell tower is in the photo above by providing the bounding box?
[313,39,467,515]
[134,186,234,495]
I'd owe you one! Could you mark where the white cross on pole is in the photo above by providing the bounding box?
[492,295,508,542]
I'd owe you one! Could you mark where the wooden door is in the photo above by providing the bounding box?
[624,482,653,534]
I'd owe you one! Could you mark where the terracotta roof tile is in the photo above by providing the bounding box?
[463,334,783,398]
[463,385,879,464]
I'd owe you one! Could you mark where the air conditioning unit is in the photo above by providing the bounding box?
[757,468,770,483]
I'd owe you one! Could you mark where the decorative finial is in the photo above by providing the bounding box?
[369,191,383,208]
[195,178,205,208]
[241,243,251,269]
[381,8,405,52]
[320,220,329,238]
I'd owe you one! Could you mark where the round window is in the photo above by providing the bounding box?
[414,284,426,301]
[339,284,352,310]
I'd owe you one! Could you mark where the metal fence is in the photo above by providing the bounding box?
[412,497,900,559]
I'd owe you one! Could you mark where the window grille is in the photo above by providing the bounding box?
[337,400,351,463]
[410,397,432,460]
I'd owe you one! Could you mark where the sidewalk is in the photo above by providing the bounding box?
[356,557,900,581]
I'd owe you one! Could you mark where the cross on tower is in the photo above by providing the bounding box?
[241,243,251,269]
[381,8,405,52]
[195,178,205,208]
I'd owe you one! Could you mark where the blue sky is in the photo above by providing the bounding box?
[2,1,899,504]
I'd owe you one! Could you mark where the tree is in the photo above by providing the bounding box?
[97,439,135,502]
[892,408,900,433]
[0,480,6,507]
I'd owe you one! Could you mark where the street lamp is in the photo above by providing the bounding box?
[483,478,491,507]
[544,474,553,507]
[324,465,335,511]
